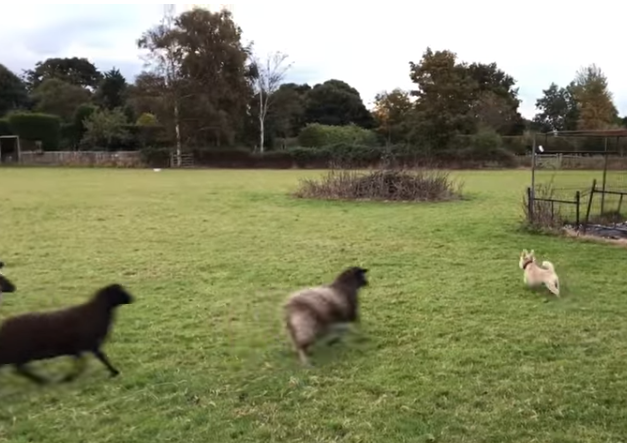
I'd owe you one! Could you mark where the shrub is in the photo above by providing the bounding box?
[74,104,98,127]
[521,180,564,232]
[7,112,61,150]
[294,166,463,202]
[448,129,518,167]
[501,135,529,154]
[325,143,385,166]
[126,124,168,148]
[60,123,80,149]
[287,147,331,167]
[136,112,159,126]
[298,123,378,148]
[139,146,171,168]
[80,108,131,150]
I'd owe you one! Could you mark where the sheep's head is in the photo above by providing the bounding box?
[0,261,17,296]
[96,283,134,307]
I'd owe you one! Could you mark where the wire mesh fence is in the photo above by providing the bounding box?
[527,151,627,232]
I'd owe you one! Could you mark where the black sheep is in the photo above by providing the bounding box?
[0,261,17,300]
[0,283,133,384]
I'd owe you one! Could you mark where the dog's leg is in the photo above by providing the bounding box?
[14,364,49,385]
[553,279,560,297]
[91,348,120,377]
[61,354,87,382]
[546,280,560,297]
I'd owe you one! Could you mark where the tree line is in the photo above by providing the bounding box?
[0,6,624,163]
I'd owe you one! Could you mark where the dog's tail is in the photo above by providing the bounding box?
[541,261,555,272]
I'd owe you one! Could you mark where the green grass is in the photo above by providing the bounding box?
[0,168,625,443]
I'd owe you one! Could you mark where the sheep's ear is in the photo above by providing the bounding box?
[0,261,4,269]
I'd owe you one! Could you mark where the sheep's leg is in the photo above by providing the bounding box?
[92,348,120,377]
[14,364,48,385]
[61,354,86,383]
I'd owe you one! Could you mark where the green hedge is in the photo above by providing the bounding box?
[0,118,12,136]
[140,137,521,169]
[8,112,61,150]
[298,123,378,148]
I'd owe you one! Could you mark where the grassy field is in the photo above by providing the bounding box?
[0,168,625,443]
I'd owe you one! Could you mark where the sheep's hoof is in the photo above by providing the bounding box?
[110,371,120,378]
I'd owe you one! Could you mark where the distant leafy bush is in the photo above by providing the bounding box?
[136,112,159,126]
[298,123,378,148]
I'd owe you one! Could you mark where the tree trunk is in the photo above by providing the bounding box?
[174,99,181,167]
[259,118,265,154]
[259,93,265,153]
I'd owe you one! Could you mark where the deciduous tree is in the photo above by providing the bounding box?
[0,64,29,116]
[138,6,254,149]
[304,79,374,128]
[268,83,310,139]
[372,88,413,144]
[571,64,618,130]
[137,4,183,163]
[23,57,101,91]
[251,51,292,152]
[533,82,579,132]
[31,78,91,121]
[409,48,476,148]
[466,62,525,135]
[409,48,525,147]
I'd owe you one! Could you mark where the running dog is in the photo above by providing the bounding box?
[519,249,560,297]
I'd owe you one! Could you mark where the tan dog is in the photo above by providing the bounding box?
[519,249,560,296]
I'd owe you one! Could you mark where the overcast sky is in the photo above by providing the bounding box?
[1,2,625,119]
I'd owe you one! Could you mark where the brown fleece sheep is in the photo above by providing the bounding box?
[0,283,133,384]
[0,261,17,304]
[284,266,369,366]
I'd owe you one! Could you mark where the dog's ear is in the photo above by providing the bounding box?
[530,249,535,256]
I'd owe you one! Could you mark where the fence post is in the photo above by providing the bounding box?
[575,191,580,228]
[584,179,597,233]
[527,186,534,222]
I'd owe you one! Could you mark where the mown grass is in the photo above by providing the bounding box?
[0,167,625,443]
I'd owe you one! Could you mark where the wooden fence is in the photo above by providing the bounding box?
[17,151,143,167]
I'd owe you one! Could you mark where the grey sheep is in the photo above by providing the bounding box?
[284,266,369,366]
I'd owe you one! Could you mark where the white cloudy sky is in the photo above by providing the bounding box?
[1,2,624,119]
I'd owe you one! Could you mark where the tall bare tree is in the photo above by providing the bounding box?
[252,51,292,153]
[137,4,182,166]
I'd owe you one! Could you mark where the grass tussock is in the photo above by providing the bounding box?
[293,166,464,202]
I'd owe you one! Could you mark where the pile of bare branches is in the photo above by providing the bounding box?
[294,166,463,202]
